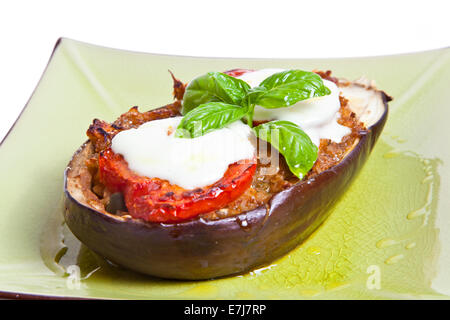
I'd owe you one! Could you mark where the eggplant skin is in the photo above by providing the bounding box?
[64,84,390,280]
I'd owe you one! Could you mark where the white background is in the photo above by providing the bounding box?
[0,0,449,142]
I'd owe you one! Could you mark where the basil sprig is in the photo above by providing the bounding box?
[248,70,331,108]
[181,72,251,114]
[253,120,318,179]
[177,69,330,178]
[176,102,248,138]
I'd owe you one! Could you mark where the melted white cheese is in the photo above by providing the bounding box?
[111,117,255,190]
[236,68,351,146]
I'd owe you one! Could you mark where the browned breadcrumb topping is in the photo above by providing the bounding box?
[83,71,365,220]
[308,95,364,177]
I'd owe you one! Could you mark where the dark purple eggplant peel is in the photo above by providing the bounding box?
[64,77,390,280]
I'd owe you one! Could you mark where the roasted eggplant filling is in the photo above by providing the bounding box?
[77,70,366,222]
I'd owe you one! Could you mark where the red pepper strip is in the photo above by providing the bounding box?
[99,148,256,223]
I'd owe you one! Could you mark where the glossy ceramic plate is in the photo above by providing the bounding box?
[0,38,449,299]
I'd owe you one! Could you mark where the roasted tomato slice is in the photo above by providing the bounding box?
[99,148,256,223]
[223,68,254,77]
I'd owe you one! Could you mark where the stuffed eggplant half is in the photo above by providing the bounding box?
[64,68,390,280]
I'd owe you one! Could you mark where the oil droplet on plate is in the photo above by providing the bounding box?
[376,238,398,249]
[405,242,416,249]
[307,246,321,255]
[407,209,425,220]
[405,160,434,225]
[385,254,404,265]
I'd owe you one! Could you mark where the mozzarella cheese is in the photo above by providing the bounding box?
[236,68,351,146]
[111,117,255,190]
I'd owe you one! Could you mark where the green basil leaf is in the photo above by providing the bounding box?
[176,102,248,138]
[181,72,251,114]
[249,70,331,108]
[243,86,267,107]
[253,120,318,179]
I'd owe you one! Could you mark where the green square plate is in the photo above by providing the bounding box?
[1,38,449,299]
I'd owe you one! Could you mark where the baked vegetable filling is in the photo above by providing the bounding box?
[85,69,365,223]
[99,148,256,223]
